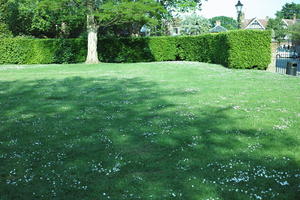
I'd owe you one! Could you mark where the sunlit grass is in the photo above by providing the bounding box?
[0,62,299,200]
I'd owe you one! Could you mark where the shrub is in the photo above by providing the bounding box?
[176,33,229,65]
[225,30,272,69]
[98,36,176,62]
[0,23,13,38]
[98,37,153,62]
[177,30,271,69]
[148,36,177,61]
[0,30,271,69]
[0,38,86,64]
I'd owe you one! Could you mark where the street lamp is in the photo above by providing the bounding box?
[235,0,244,29]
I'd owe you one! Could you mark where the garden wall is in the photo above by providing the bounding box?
[0,30,271,69]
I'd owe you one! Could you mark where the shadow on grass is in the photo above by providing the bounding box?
[0,77,299,200]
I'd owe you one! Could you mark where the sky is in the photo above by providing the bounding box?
[199,0,300,19]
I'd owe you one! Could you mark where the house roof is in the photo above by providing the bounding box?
[243,17,300,30]
[242,18,268,29]
[209,25,227,33]
[282,19,300,26]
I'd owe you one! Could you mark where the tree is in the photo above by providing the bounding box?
[39,0,206,64]
[210,16,237,30]
[180,13,210,35]
[276,3,300,19]
[0,0,85,38]
[36,0,165,63]
[2,0,206,63]
[267,18,288,42]
[289,22,300,45]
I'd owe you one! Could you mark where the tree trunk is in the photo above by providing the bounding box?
[85,1,99,64]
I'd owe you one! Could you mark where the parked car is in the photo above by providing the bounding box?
[276,50,299,58]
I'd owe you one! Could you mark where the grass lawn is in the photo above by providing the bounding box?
[0,62,299,200]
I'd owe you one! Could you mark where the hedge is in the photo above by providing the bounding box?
[98,36,177,62]
[0,39,86,64]
[176,33,229,66]
[0,30,271,69]
[225,30,272,69]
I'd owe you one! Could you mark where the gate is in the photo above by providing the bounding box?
[275,45,300,76]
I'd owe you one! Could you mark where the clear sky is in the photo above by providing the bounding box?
[199,0,300,19]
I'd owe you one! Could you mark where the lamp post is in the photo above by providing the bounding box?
[235,0,244,29]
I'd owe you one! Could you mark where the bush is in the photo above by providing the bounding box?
[177,30,271,69]
[0,30,271,69]
[176,33,229,65]
[98,36,176,62]
[0,38,86,64]
[0,23,13,38]
[225,30,272,69]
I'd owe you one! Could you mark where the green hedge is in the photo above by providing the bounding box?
[225,30,272,69]
[177,33,229,66]
[98,36,176,62]
[177,30,271,69]
[0,30,271,69]
[0,39,86,64]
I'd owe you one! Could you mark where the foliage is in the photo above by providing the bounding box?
[98,0,164,34]
[176,33,228,65]
[0,38,86,64]
[180,14,211,35]
[0,30,271,69]
[289,22,300,45]
[0,0,85,38]
[94,36,176,62]
[0,22,13,38]
[275,3,300,19]
[267,18,289,42]
[267,2,300,43]
[36,0,167,37]
[177,30,271,69]
[159,0,204,13]
[210,16,238,30]
[225,30,271,69]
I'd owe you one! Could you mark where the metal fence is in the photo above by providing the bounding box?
[275,45,300,76]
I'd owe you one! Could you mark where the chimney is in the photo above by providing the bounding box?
[216,20,221,26]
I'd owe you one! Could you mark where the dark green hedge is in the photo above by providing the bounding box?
[98,36,176,62]
[0,30,271,69]
[0,39,86,64]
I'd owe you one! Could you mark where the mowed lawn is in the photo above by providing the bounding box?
[0,62,299,200]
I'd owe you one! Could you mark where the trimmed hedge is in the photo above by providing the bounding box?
[0,30,271,69]
[225,30,272,69]
[98,36,177,62]
[177,30,271,69]
[177,33,229,66]
[0,39,86,64]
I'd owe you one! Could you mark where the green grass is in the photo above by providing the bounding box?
[0,62,299,200]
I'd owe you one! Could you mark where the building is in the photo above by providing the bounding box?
[242,15,299,30]
[209,21,228,33]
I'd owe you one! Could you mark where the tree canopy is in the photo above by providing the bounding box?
[180,13,210,35]
[210,16,237,30]
[275,3,300,19]
[266,18,288,42]
[289,22,300,45]
[0,0,207,63]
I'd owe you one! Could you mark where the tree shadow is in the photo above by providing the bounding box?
[0,77,299,200]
